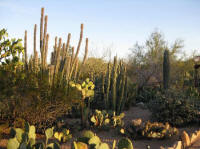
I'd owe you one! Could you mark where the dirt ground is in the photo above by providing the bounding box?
[94,107,200,149]
[0,106,199,149]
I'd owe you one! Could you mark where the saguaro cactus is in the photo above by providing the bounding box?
[163,49,170,90]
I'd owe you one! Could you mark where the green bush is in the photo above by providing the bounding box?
[149,89,200,127]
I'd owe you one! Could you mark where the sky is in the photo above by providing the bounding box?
[0,0,200,59]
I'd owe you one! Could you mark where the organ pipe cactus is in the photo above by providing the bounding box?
[22,7,89,92]
[112,56,118,112]
[104,57,127,114]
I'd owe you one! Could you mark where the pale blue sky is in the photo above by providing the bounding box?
[0,0,200,59]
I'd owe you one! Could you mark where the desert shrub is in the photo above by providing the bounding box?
[0,69,77,132]
[135,86,160,103]
[149,89,200,127]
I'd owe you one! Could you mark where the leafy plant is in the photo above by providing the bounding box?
[0,29,24,68]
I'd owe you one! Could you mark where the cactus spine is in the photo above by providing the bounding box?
[163,49,170,90]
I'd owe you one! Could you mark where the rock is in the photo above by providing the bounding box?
[132,118,142,126]
[181,131,191,147]
[136,102,145,108]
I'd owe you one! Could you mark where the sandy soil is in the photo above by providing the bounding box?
[0,106,199,149]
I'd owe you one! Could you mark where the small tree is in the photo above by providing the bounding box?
[163,49,170,89]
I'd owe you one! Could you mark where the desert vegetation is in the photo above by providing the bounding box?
[0,6,200,149]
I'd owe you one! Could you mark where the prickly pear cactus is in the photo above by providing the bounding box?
[7,137,20,149]
[15,128,24,143]
[69,78,95,99]
[54,129,72,142]
[46,142,60,149]
[77,130,95,144]
[97,143,110,149]
[88,135,101,146]
[90,110,109,127]
[141,121,178,139]
[45,127,54,140]
[72,141,88,149]
[82,130,95,139]
[117,138,134,149]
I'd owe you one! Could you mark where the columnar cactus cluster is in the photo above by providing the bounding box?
[103,56,128,114]
[22,7,89,88]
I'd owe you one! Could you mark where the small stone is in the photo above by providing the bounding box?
[132,118,142,126]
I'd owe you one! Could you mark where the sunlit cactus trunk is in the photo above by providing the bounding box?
[24,30,28,70]
[112,56,118,112]
[117,66,126,114]
[105,62,111,110]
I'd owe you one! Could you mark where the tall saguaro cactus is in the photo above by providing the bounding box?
[163,49,170,90]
